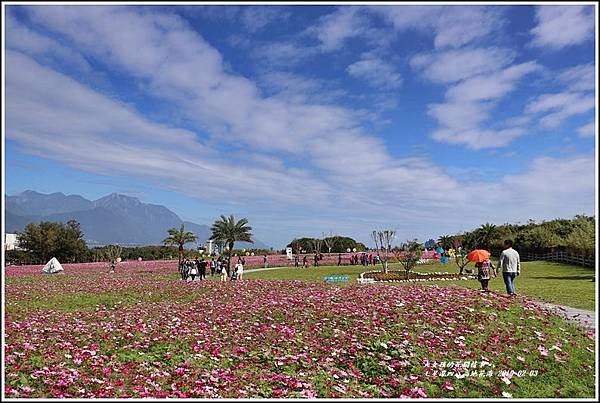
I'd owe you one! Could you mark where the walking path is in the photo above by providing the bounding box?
[537,302,595,330]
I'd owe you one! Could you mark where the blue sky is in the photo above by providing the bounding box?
[4,4,597,248]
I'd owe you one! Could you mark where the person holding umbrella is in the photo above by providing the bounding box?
[467,249,496,292]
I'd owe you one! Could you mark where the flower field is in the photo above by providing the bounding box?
[4,262,596,398]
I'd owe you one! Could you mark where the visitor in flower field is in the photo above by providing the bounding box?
[475,258,496,292]
[220,263,228,282]
[236,261,244,280]
[263,255,268,268]
[313,254,319,267]
[210,258,216,276]
[338,253,342,266]
[294,255,299,267]
[369,254,373,265]
[189,260,198,281]
[302,255,308,268]
[498,240,521,296]
[203,259,210,280]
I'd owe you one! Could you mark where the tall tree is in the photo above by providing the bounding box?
[322,231,336,255]
[437,235,454,250]
[477,223,498,250]
[163,224,198,268]
[17,220,88,263]
[371,230,396,273]
[210,215,253,270]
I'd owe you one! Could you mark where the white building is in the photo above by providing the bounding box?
[203,239,215,255]
[4,233,20,251]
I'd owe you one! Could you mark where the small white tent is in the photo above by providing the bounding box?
[42,257,64,274]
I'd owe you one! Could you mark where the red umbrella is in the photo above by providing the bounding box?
[467,249,491,263]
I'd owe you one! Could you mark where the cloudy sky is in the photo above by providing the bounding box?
[4,4,597,248]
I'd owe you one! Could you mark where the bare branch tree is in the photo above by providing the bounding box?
[322,231,335,256]
[311,238,323,254]
[372,230,396,273]
[104,245,122,273]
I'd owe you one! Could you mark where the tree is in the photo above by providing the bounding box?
[163,224,198,268]
[322,232,336,255]
[311,238,323,254]
[371,230,395,273]
[17,220,88,263]
[395,240,424,279]
[451,239,470,275]
[476,223,498,250]
[104,245,122,272]
[437,235,454,251]
[210,215,253,270]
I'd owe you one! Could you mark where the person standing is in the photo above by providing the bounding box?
[338,253,342,266]
[263,254,268,268]
[237,261,244,281]
[498,240,520,296]
[220,263,228,282]
[203,259,210,280]
[210,258,216,276]
[476,258,496,292]
[313,253,319,267]
[189,260,198,281]
[302,255,308,268]
[294,255,299,268]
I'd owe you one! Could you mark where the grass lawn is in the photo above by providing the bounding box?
[242,260,596,311]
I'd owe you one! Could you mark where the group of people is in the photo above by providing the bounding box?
[293,253,325,268]
[475,239,521,296]
[179,256,245,282]
[343,253,381,266]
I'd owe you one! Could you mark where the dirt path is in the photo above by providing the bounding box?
[537,302,595,330]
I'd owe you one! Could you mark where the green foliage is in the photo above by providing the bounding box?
[446,215,595,256]
[287,236,367,253]
[394,239,424,279]
[210,215,253,268]
[437,235,454,250]
[163,224,198,265]
[16,220,88,263]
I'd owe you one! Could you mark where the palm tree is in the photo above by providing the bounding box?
[210,215,253,270]
[163,224,198,268]
[478,223,497,250]
[437,235,454,251]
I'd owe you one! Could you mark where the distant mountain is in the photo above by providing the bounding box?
[5,190,269,249]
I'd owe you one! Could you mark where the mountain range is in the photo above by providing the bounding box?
[5,190,268,249]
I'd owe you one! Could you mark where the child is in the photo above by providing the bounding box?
[220,264,228,282]
[477,258,496,292]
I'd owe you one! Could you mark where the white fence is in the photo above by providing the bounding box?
[522,251,595,267]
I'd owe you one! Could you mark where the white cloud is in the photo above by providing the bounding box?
[310,7,370,51]
[526,92,596,128]
[501,155,595,216]
[577,121,596,138]
[410,47,515,84]
[557,63,595,92]
[5,12,92,73]
[240,6,291,33]
[346,53,402,89]
[446,61,540,102]
[371,5,504,49]
[6,50,332,207]
[530,6,594,50]
[423,58,539,149]
[252,41,318,68]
